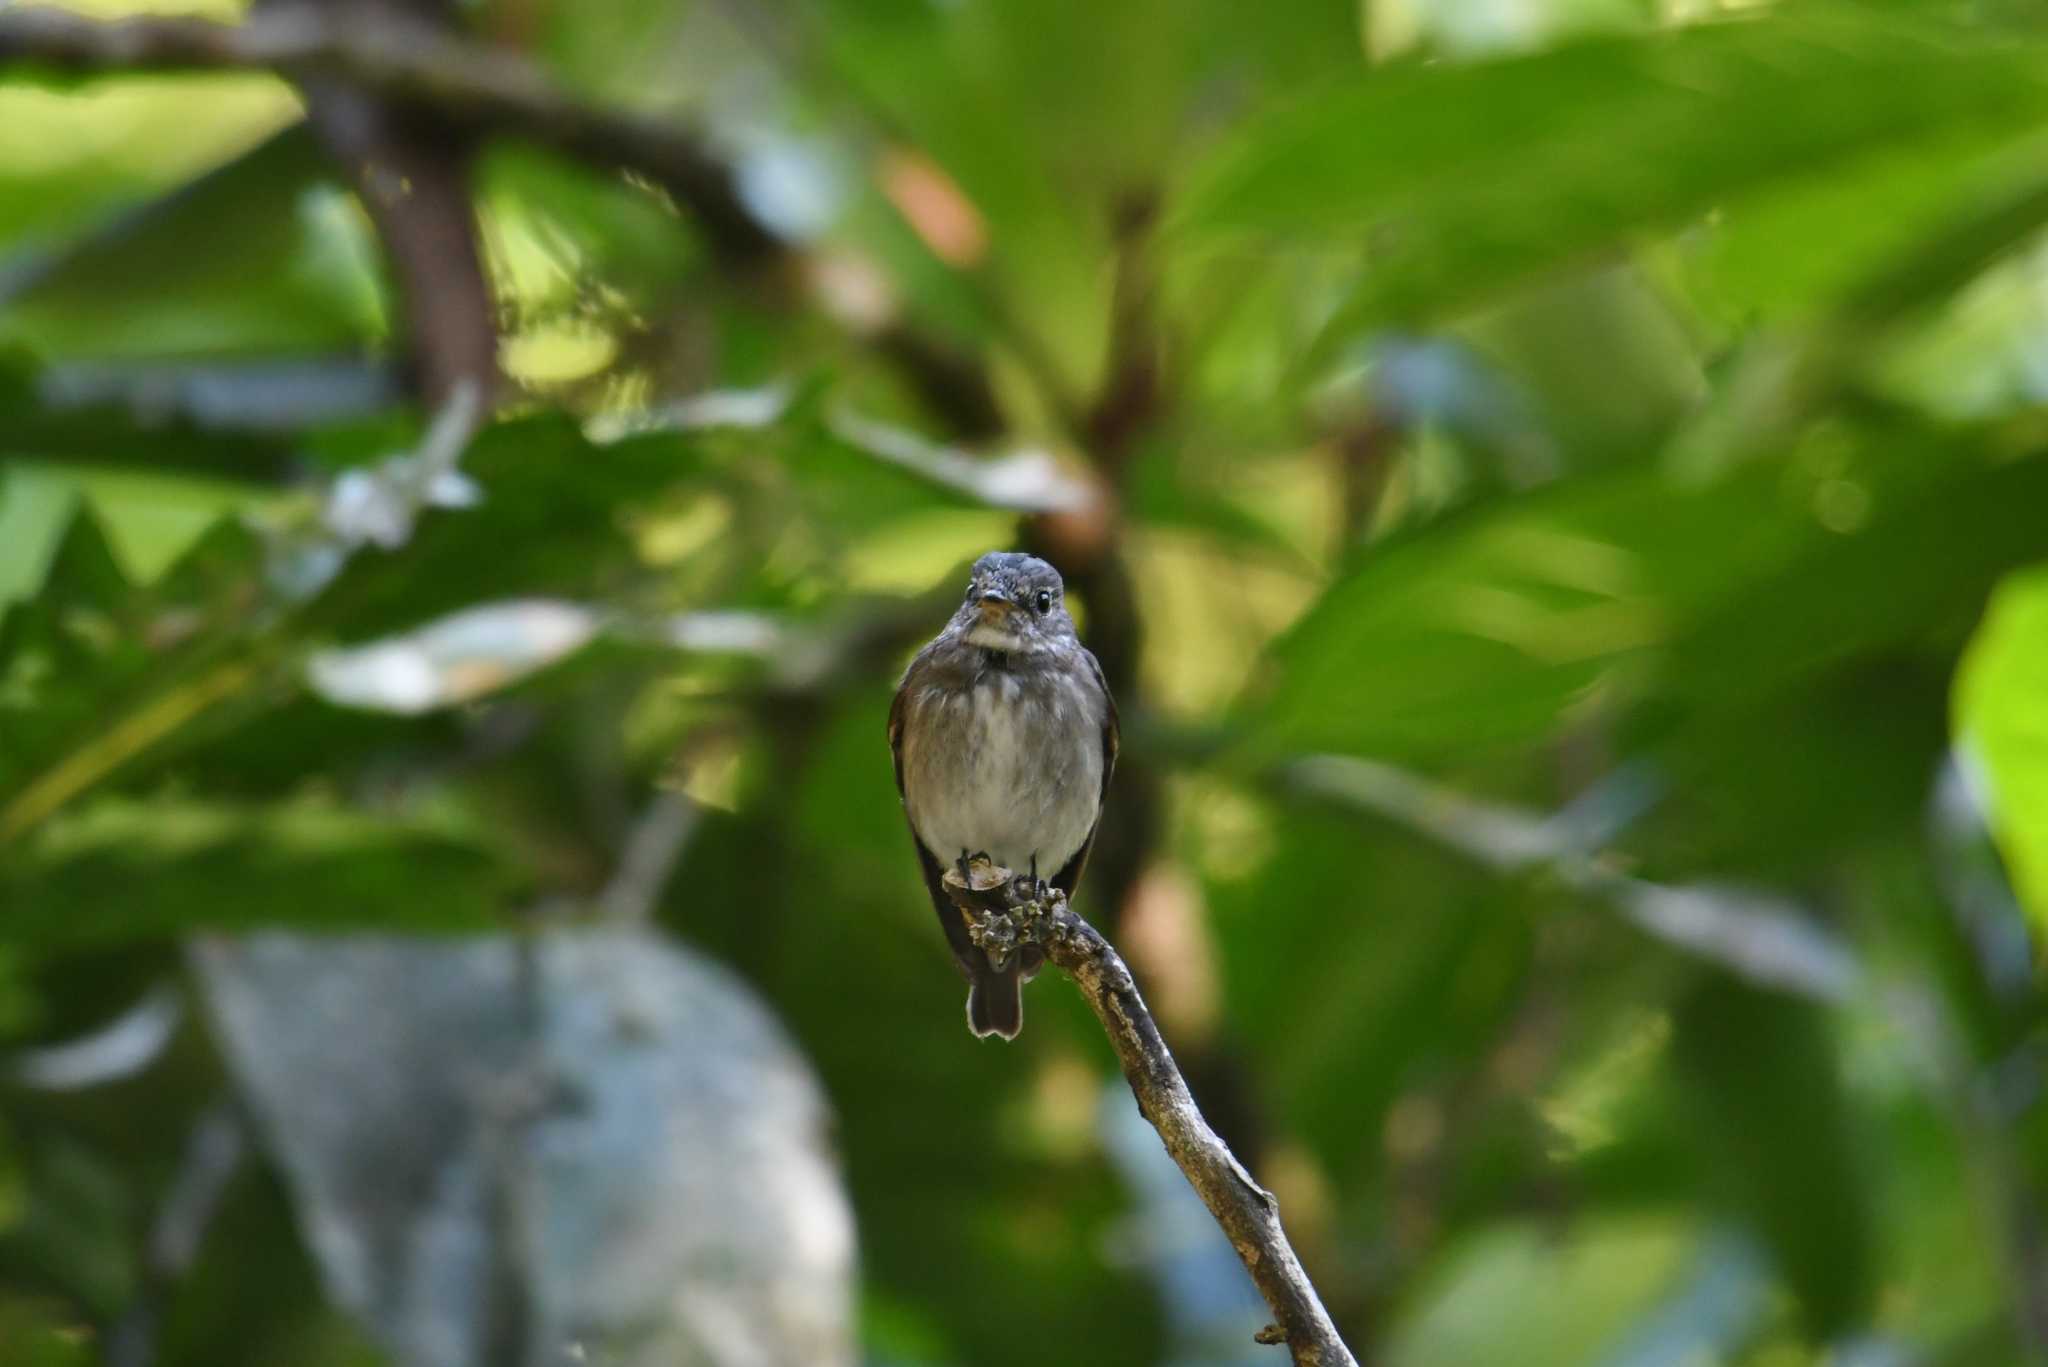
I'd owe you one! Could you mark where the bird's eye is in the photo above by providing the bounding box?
[1034,590,1053,615]
[965,581,976,601]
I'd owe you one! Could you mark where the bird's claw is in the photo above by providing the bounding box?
[1025,853,1052,901]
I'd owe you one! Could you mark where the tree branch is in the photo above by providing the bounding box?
[597,791,699,926]
[0,4,1018,432]
[0,5,777,264]
[942,858,1358,1367]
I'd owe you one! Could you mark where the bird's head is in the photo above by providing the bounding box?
[950,552,1076,655]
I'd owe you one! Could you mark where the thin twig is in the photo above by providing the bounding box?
[942,858,1358,1367]
[828,408,1097,514]
[106,1103,247,1367]
[598,791,699,925]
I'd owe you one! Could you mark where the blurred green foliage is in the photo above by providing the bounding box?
[6,0,2048,1363]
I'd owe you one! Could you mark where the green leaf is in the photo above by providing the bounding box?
[0,1295,96,1367]
[0,465,78,607]
[0,70,299,258]
[37,463,257,588]
[1672,976,1872,1338]
[0,508,267,827]
[813,0,1367,389]
[0,509,143,795]
[0,125,386,359]
[1634,666,1951,881]
[1124,436,1318,567]
[1237,423,2048,765]
[1686,127,2048,325]
[1173,14,2048,331]
[2,796,518,950]
[1657,436,2048,716]
[1385,1214,1696,1367]
[478,142,702,310]
[0,356,307,481]
[1954,565,2048,927]
[1204,797,1533,1178]
[1233,460,1781,763]
[301,414,709,641]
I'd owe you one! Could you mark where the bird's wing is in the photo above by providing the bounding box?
[1051,647,1119,898]
[887,672,908,796]
[891,661,982,980]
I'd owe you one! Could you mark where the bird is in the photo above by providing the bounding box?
[888,551,1118,1039]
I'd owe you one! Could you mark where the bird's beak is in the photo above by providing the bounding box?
[976,591,1013,624]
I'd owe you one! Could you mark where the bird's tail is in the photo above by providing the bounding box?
[967,964,1023,1040]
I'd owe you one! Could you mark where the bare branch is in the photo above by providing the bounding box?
[942,858,1358,1367]
[829,408,1097,514]
[589,385,1100,516]
[598,791,699,926]
[0,5,777,264]
[258,0,502,407]
[304,85,500,405]
[0,5,1027,437]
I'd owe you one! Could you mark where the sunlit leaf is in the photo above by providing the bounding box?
[0,508,265,831]
[1175,14,2048,333]
[1954,565,2048,928]
[0,126,387,359]
[1238,424,2048,764]
[1386,1215,1695,1367]
[0,69,299,258]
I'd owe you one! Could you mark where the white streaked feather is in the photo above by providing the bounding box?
[902,669,1103,878]
[965,623,1027,651]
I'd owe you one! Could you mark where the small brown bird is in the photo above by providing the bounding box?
[888,552,1118,1038]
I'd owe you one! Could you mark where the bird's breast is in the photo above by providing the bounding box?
[901,667,1104,878]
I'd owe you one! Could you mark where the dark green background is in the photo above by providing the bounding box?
[7,0,2048,1362]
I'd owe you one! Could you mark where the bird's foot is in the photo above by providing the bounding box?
[1020,853,1059,908]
